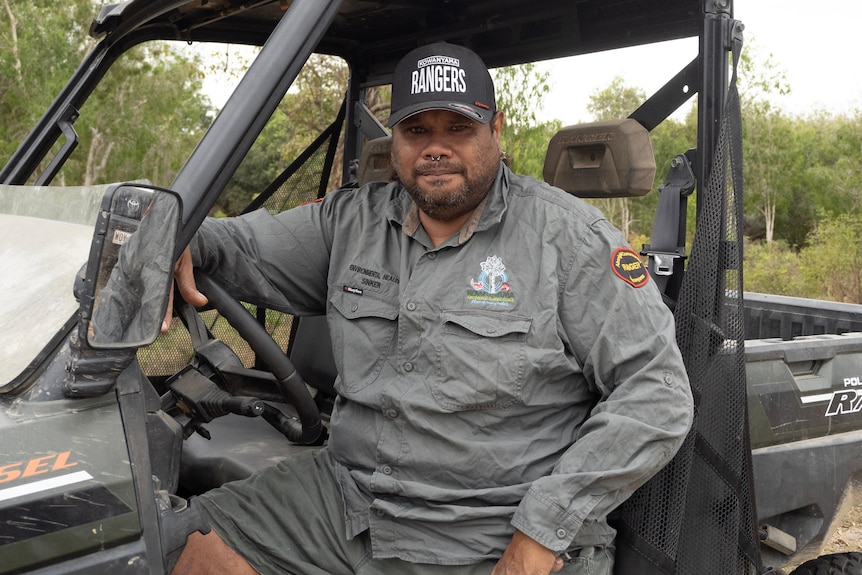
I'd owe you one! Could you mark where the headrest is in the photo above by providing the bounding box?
[543,119,655,198]
[357,136,393,186]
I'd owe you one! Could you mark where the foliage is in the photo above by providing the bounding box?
[62,42,212,187]
[492,64,561,179]
[0,0,212,187]
[0,0,96,165]
[737,39,792,116]
[742,240,809,297]
[742,107,862,250]
[219,54,348,215]
[745,213,862,304]
[798,214,862,303]
[587,76,645,121]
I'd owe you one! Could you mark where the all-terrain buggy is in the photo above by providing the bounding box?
[2,1,862,574]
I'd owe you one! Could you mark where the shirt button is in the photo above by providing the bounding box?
[556,528,567,539]
[406,302,416,311]
[381,465,392,475]
[376,509,386,517]
[427,253,437,260]
[403,362,414,372]
[351,303,359,312]
[386,408,399,419]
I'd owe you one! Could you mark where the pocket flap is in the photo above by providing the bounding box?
[331,289,399,321]
[441,311,531,338]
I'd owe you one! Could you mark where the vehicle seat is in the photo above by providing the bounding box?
[357,135,393,185]
[543,118,655,198]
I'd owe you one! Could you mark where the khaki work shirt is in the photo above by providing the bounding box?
[191,164,693,564]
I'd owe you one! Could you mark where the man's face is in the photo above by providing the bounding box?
[391,109,504,222]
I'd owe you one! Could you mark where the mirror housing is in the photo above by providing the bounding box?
[78,183,182,349]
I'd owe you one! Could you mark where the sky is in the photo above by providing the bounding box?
[537,0,862,125]
[200,1,861,125]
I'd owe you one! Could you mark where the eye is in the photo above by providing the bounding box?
[450,123,473,132]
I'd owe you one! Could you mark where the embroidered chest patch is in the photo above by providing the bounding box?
[611,247,649,288]
[467,255,515,307]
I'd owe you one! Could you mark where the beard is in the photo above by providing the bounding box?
[398,158,499,222]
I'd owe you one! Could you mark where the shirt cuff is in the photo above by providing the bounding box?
[511,487,604,553]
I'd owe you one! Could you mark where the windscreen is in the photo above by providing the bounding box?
[0,185,108,388]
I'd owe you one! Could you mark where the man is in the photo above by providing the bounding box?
[170,42,693,575]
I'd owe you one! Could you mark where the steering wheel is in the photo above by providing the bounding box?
[174,270,323,445]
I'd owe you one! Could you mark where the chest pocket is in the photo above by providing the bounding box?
[330,289,399,393]
[432,311,532,411]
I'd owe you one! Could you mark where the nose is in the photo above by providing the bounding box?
[423,140,451,162]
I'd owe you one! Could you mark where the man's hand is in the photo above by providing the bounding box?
[491,530,564,575]
[162,247,208,332]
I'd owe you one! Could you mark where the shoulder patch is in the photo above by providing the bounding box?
[611,247,649,288]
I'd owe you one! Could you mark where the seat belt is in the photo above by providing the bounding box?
[641,151,695,309]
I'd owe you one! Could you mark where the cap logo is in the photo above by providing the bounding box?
[418,55,460,68]
[411,55,467,95]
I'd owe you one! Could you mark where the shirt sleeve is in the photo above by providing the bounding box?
[189,203,332,315]
[510,218,694,553]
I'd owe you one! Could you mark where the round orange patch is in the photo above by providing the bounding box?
[611,247,649,288]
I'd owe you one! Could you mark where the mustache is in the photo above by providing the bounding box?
[414,161,464,175]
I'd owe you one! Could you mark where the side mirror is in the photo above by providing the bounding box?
[79,183,182,348]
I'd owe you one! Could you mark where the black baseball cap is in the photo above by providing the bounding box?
[388,42,496,127]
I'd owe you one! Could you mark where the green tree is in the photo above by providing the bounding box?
[737,39,799,244]
[492,63,561,179]
[61,42,212,187]
[799,111,862,221]
[737,39,791,117]
[219,54,348,215]
[1,0,213,187]
[742,239,808,296]
[587,76,645,121]
[798,214,862,303]
[584,76,648,239]
[0,0,96,165]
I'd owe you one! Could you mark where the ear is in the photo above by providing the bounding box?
[491,110,505,140]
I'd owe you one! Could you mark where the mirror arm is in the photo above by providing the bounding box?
[64,334,137,397]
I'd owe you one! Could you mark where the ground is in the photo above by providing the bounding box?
[826,501,862,554]
[779,501,862,572]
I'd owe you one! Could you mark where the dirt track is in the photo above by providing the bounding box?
[825,502,862,554]
[779,501,862,572]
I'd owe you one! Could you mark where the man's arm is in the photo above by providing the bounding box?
[511,219,693,556]
[162,204,334,332]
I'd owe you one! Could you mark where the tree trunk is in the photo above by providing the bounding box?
[2,0,22,82]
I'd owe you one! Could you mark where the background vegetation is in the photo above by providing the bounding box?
[2,1,861,301]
